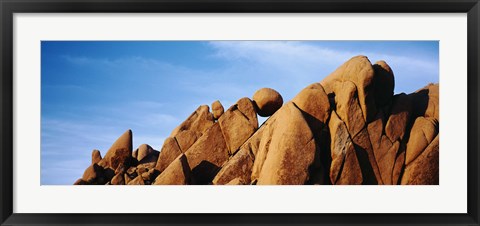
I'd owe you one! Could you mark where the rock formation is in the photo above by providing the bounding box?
[74,55,439,185]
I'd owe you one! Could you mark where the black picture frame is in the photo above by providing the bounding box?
[1,0,479,225]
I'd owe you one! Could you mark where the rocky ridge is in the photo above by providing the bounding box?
[74,55,439,185]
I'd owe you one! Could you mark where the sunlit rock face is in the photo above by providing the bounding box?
[74,56,439,185]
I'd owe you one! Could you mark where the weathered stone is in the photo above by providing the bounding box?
[351,128,382,185]
[212,100,224,119]
[136,144,154,162]
[372,60,395,107]
[219,103,257,155]
[137,150,159,169]
[155,137,182,173]
[376,141,399,185]
[292,83,331,124]
[212,147,254,185]
[98,129,133,171]
[401,135,439,185]
[406,117,439,165]
[226,177,247,185]
[252,88,283,117]
[170,105,214,137]
[74,179,88,185]
[153,154,192,185]
[92,149,102,164]
[127,176,145,185]
[392,144,406,185]
[328,111,362,185]
[82,163,104,184]
[236,97,259,129]
[334,80,365,137]
[257,103,316,185]
[175,130,201,152]
[321,55,376,122]
[111,173,125,185]
[184,123,229,184]
[385,93,412,142]
[409,83,439,120]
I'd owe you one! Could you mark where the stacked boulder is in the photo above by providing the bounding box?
[74,55,439,185]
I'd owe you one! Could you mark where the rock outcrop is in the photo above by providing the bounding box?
[74,55,439,185]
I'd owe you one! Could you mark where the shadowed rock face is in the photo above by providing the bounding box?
[74,55,439,185]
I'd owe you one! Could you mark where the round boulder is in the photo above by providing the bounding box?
[211,100,224,120]
[252,88,283,117]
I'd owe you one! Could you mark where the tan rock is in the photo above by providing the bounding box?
[127,175,145,185]
[175,130,201,152]
[321,55,376,122]
[401,135,439,185]
[111,173,125,185]
[376,141,399,185]
[136,144,154,162]
[212,147,254,185]
[292,83,331,124]
[170,105,214,137]
[252,88,283,117]
[257,103,316,185]
[132,150,138,159]
[155,137,182,173]
[351,128,383,184]
[98,129,133,170]
[219,103,257,155]
[409,83,439,120]
[73,179,88,185]
[328,111,362,185]
[124,173,132,184]
[91,149,102,164]
[392,144,406,185]
[212,100,224,119]
[137,150,159,169]
[153,154,192,185]
[385,93,412,142]
[334,80,366,137]
[406,117,439,165]
[184,123,229,184]
[236,97,258,129]
[226,177,247,185]
[82,163,104,184]
[372,61,395,107]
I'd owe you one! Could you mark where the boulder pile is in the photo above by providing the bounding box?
[74,55,439,185]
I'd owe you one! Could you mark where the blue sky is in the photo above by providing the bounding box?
[41,41,439,185]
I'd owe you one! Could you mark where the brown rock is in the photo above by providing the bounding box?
[321,55,376,122]
[219,100,257,155]
[328,111,362,185]
[137,150,159,169]
[236,97,258,129]
[409,83,439,120]
[114,164,126,175]
[226,177,247,185]
[170,105,214,137]
[153,154,192,185]
[392,144,406,185]
[91,149,102,164]
[124,173,132,184]
[98,129,133,170]
[406,117,439,165]
[73,179,88,185]
[155,137,182,173]
[257,103,316,185]
[184,123,229,184]
[136,144,154,162]
[212,100,224,119]
[351,128,383,185]
[401,135,439,185]
[111,173,125,185]
[212,147,254,185]
[334,80,366,137]
[252,88,283,117]
[175,130,201,152]
[376,141,399,185]
[82,163,104,184]
[127,175,145,185]
[385,93,412,142]
[292,83,331,124]
[372,60,395,107]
